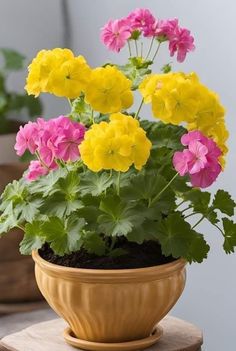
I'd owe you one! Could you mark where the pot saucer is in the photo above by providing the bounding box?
[64,325,163,351]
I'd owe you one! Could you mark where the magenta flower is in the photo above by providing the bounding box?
[25,160,49,182]
[126,8,156,36]
[54,116,86,162]
[156,18,179,39]
[173,131,222,188]
[14,122,38,156]
[15,116,86,178]
[100,18,131,52]
[169,27,195,62]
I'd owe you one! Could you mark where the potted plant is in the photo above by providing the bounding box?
[0,8,235,350]
[0,48,43,309]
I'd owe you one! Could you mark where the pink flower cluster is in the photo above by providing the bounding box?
[173,131,222,188]
[100,8,195,62]
[15,116,86,181]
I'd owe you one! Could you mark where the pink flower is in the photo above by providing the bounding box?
[100,18,131,52]
[126,8,157,37]
[53,117,86,162]
[15,116,86,171]
[169,27,195,62]
[14,122,38,156]
[156,18,179,39]
[173,131,222,188]
[25,160,49,182]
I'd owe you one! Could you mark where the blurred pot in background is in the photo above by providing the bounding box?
[0,49,43,312]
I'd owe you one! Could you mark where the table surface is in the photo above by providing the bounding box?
[0,310,203,351]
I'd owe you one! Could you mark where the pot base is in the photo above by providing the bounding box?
[64,325,163,351]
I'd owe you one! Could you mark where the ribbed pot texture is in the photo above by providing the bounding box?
[32,251,186,343]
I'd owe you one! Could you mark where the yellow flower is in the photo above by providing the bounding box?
[139,71,228,165]
[47,56,91,98]
[25,48,91,99]
[80,113,151,172]
[84,66,133,114]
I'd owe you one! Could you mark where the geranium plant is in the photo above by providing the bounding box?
[0,8,235,264]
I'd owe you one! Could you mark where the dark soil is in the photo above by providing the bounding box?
[39,239,176,270]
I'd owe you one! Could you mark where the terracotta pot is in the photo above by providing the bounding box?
[0,162,42,305]
[33,250,186,347]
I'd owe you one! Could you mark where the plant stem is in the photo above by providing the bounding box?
[192,215,205,229]
[128,40,132,57]
[141,42,143,58]
[17,224,25,231]
[149,173,178,207]
[134,98,144,119]
[213,223,225,237]
[184,212,198,220]
[181,205,193,214]
[116,171,121,196]
[145,36,155,60]
[135,40,139,56]
[176,199,186,209]
[67,98,72,108]
[91,110,95,124]
[35,151,50,171]
[152,42,161,61]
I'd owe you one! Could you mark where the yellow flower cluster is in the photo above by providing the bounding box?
[84,65,133,114]
[79,113,152,172]
[139,72,228,164]
[25,48,91,98]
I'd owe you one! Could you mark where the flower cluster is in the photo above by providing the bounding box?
[173,131,222,188]
[84,65,133,114]
[15,116,85,180]
[139,72,228,163]
[25,48,91,98]
[100,8,194,62]
[79,113,152,172]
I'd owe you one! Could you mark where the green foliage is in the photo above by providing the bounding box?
[213,190,236,217]
[0,118,235,263]
[0,48,43,134]
[222,218,236,254]
[98,196,145,237]
[117,58,152,90]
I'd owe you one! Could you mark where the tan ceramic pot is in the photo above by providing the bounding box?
[33,251,186,345]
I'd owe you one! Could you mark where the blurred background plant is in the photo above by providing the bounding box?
[0,48,42,135]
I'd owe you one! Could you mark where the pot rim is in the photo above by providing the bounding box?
[32,250,186,283]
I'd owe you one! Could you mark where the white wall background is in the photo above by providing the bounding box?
[0,0,68,117]
[1,0,236,349]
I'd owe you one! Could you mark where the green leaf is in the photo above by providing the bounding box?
[29,168,67,197]
[0,212,19,235]
[222,218,236,254]
[154,213,193,258]
[82,231,106,256]
[1,180,27,204]
[154,212,209,262]
[80,171,113,196]
[42,216,85,256]
[18,198,43,222]
[141,120,186,150]
[213,190,235,217]
[98,196,144,237]
[0,48,25,71]
[40,193,83,218]
[185,233,210,263]
[184,189,211,214]
[19,221,45,255]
